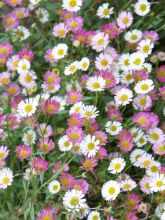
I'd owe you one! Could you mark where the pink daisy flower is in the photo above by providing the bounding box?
[133,94,152,111]
[0,42,13,59]
[6,83,20,97]
[53,22,68,38]
[94,131,107,146]
[52,161,69,174]
[67,113,83,127]
[44,48,57,63]
[126,193,140,212]
[95,70,116,88]
[31,157,48,173]
[80,75,89,87]
[65,16,84,32]
[66,90,82,105]
[72,29,87,44]
[4,0,22,7]
[60,172,74,189]
[133,70,148,82]
[18,49,34,62]
[0,72,11,86]
[85,31,96,46]
[44,71,60,85]
[37,208,53,220]
[95,147,108,160]
[44,99,60,115]
[2,12,19,30]
[5,114,20,130]
[0,146,9,160]
[142,31,159,43]
[61,10,76,21]
[72,179,89,194]
[91,32,109,52]
[66,126,84,143]
[14,7,29,19]
[101,22,123,40]
[156,66,165,83]
[81,157,98,173]
[117,11,133,29]
[132,112,159,130]
[152,141,165,156]
[107,106,123,122]
[139,175,153,194]
[6,55,20,71]
[38,138,55,153]
[117,129,133,153]
[159,86,165,100]
[16,145,31,161]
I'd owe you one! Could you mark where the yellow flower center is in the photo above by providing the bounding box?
[57,49,64,56]
[103,8,109,16]
[97,38,104,46]
[114,163,121,170]
[58,29,65,37]
[150,133,159,141]
[0,152,5,159]
[108,187,116,195]
[69,65,76,72]
[122,16,129,25]
[101,59,108,66]
[131,34,138,40]
[24,104,33,113]
[134,58,141,66]
[92,82,100,89]
[2,176,10,185]
[70,132,79,140]
[25,74,33,83]
[70,196,79,206]
[156,180,163,187]
[140,4,147,12]
[137,117,147,125]
[69,0,77,7]
[143,45,150,53]
[87,142,95,150]
[120,94,128,102]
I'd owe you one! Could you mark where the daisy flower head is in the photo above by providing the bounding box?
[150,173,165,192]
[134,0,150,16]
[97,3,114,19]
[120,179,137,192]
[79,57,90,71]
[13,26,31,41]
[69,101,84,115]
[5,0,22,7]
[81,157,98,173]
[53,23,68,38]
[62,0,82,12]
[156,66,165,83]
[66,16,83,32]
[37,208,53,220]
[64,61,79,76]
[16,145,31,161]
[17,97,38,118]
[147,128,164,144]
[133,94,152,111]
[146,160,161,177]
[0,146,9,160]
[91,32,109,52]
[0,42,13,59]
[52,43,68,60]
[115,88,133,106]
[2,12,19,30]
[95,53,113,70]
[87,211,100,220]
[130,149,146,167]
[119,53,130,71]
[80,135,100,157]
[38,123,53,138]
[134,79,154,94]
[86,76,105,92]
[129,52,145,70]
[80,105,99,119]
[101,180,120,201]
[66,126,84,143]
[17,58,30,74]
[31,157,48,173]
[63,189,86,212]
[117,11,133,29]
[137,39,154,57]
[35,8,49,24]
[58,135,73,152]
[22,130,37,145]
[140,175,153,194]
[120,71,134,85]
[105,121,122,136]
[125,29,142,44]
[152,141,165,156]
[108,157,126,174]
[48,180,61,194]
[0,167,13,189]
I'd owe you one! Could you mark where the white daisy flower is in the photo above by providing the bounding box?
[63,189,86,212]
[105,121,122,136]
[134,0,150,16]
[14,26,30,41]
[155,203,165,219]
[80,135,100,157]
[130,149,146,167]
[17,58,30,74]
[22,130,37,145]
[137,39,154,57]
[129,52,145,70]
[18,70,37,88]
[136,135,147,147]
[64,61,79,76]
[62,0,82,12]
[137,153,154,169]
[38,123,53,138]
[48,180,61,194]
[87,211,100,220]
[52,96,66,111]
[125,29,142,43]
[0,146,9,160]
[120,179,137,192]
[86,76,105,92]
[119,53,130,71]
[0,167,13,189]
[69,101,84,115]
[91,32,109,52]
[115,88,133,106]
[52,43,68,60]
[80,105,99,119]
[108,157,126,174]
[95,53,112,70]
[58,135,73,152]
[17,97,38,118]
[147,128,165,144]
[120,71,134,85]
[79,57,90,71]
[143,63,152,73]
[97,3,114,19]
[131,127,144,143]
[150,174,165,192]
[134,79,154,94]
[101,180,120,201]
[146,160,161,177]
[35,8,49,23]
[79,203,89,219]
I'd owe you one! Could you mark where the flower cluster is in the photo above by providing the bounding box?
[0,0,165,219]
